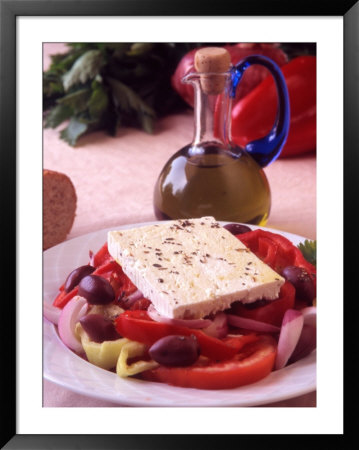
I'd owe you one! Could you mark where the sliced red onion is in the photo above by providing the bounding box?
[147,304,212,329]
[275,309,304,370]
[289,306,317,364]
[288,324,316,364]
[202,312,228,338]
[226,314,281,334]
[301,306,317,328]
[58,295,88,353]
[43,302,62,325]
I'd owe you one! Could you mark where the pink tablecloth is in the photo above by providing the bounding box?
[43,44,316,407]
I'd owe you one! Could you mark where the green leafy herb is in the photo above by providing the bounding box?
[62,49,105,92]
[57,88,92,113]
[43,42,204,146]
[297,240,316,266]
[60,118,89,146]
[44,104,73,129]
[107,78,156,133]
[88,82,109,118]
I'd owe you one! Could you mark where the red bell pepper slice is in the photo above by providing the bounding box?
[230,281,295,327]
[53,286,79,308]
[115,310,243,361]
[110,267,137,299]
[92,242,112,267]
[257,236,279,268]
[237,229,316,282]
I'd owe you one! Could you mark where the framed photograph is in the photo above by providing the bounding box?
[1,0,356,447]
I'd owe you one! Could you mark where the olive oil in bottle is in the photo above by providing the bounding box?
[153,47,288,226]
[154,143,271,225]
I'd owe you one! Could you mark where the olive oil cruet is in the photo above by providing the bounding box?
[153,47,290,225]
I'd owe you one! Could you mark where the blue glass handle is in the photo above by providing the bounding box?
[230,55,290,167]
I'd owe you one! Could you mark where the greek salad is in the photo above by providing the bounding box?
[44,220,316,390]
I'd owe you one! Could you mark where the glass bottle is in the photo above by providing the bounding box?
[153,49,290,225]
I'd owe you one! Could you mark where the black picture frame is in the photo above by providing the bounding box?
[1,0,357,448]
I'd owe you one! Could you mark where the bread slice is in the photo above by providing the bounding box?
[43,169,77,250]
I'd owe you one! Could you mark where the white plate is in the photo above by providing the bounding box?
[43,221,316,407]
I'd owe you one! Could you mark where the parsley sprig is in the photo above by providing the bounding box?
[297,240,316,266]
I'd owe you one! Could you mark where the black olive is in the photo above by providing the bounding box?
[64,265,95,293]
[149,335,200,367]
[79,314,121,343]
[282,266,315,304]
[78,275,115,305]
[223,223,252,235]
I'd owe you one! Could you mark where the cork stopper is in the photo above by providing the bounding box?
[194,47,231,95]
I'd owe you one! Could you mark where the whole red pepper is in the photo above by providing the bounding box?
[231,55,316,158]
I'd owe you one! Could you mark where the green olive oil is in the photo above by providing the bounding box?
[153,144,271,225]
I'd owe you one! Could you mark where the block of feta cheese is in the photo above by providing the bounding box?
[108,217,285,320]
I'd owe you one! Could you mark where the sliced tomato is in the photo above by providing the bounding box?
[222,334,260,351]
[140,335,277,390]
[115,310,241,361]
[229,281,295,327]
